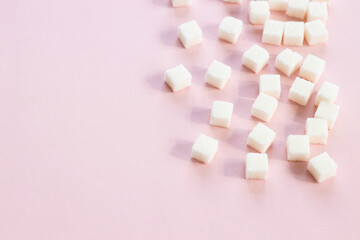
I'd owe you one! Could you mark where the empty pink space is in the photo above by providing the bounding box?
[0,0,359,239]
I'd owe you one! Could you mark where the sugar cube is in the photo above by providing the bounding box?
[315,102,340,130]
[205,60,231,89]
[305,20,328,45]
[275,48,303,77]
[299,54,326,83]
[315,81,339,106]
[247,123,276,153]
[246,153,269,180]
[307,152,337,183]
[262,20,284,46]
[218,16,243,43]
[288,77,315,106]
[251,92,279,122]
[306,118,328,144]
[286,0,309,20]
[283,21,304,46]
[165,64,192,92]
[178,20,203,48]
[249,1,270,25]
[191,134,219,164]
[259,74,281,99]
[223,0,242,3]
[242,44,270,73]
[210,100,234,128]
[172,0,191,7]
[286,135,310,161]
[269,0,288,11]
[307,2,328,23]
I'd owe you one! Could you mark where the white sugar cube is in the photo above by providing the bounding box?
[299,54,326,83]
[288,77,315,106]
[312,0,331,7]
[283,21,304,46]
[269,0,288,11]
[218,16,243,43]
[210,100,234,128]
[259,74,281,99]
[315,102,340,130]
[251,92,279,122]
[205,60,231,89]
[178,20,203,48]
[165,64,192,92]
[223,0,242,3]
[249,1,270,25]
[315,81,339,106]
[247,123,276,153]
[191,134,218,164]
[286,0,309,20]
[286,135,310,161]
[246,153,268,180]
[172,0,191,7]
[262,20,284,46]
[275,48,303,77]
[307,152,337,183]
[306,118,328,144]
[305,20,328,45]
[307,2,328,23]
[242,44,269,73]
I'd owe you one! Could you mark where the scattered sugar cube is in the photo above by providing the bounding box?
[242,44,270,73]
[247,123,276,153]
[305,20,329,45]
[205,60,231,89]
[210,100,234,128]
[259,74,281,99]
[246,153,268,180]
[251,92,279,122]
[307,152,337,183]
[312,0,331,6]
[191,134,219,163]
[269,0,288,11]
[172,0,191,7]
[288,77,315,106]
[249,1,270,25]
[299,54,326,83]
[286,0,309,20]
[164,64,192,92]
[306,118,328,144]
[178,20,203,48]
[283,21,304,46]
[315,102,340,130]
[223,0,242,3]
[218,16,243,43]
[275,48,303,77]
[262,20,284,46]
[286,135,310,161]
[307,2,328,23]
[315,81,339,106]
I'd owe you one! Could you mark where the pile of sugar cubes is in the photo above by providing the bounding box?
[165,0,338,183]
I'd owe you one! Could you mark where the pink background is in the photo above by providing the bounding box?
[0,0,359,239]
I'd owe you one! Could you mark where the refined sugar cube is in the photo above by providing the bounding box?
[218,16,243,43]
[164,64,192,92]
[315,102,340,130]
[288,77,315,106]
[191,134,219,164]
[315,81,339,106]
[283,21,304,46]
[223,0,242,3]
[178,20,203,48]
[262,20,284,46]
[259,74,281,99]
[312,0,331,7]
[246,153,268,180]
[210,100,234,128]
[247,123,276,153]
[172,0,191,7]
[306,118,328,144]
[242,44,270,73]
[299,54,326,83]
[305,20,328,45]
[249,1,270,25]
[307,2,328,23]
[286,0,309,20]
[307,152,337,183]
[251,92,278,122]
[286,135,310,161]
[205,60,231,89]
[275,48,303,77]
[269,0,288,11]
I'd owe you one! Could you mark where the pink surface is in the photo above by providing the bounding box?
[0,0,359,239]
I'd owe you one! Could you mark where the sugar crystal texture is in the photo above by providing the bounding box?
[251,92,279,122]
[287,135,310,161]
[315,102,340,130]
[315,81,339,106]
[246,153,269,180]
[305,20,328,45]
[306,118,328,144]
[283,21,304,46]
[205,60,231,89]
[307,152,337,183]
[247,123,276,153]
[218,16,243,43]
[275,48,303,76]
[210,100,234,128]
[191,134,219,164]
[262,20,284,46]
[242,44,270,73]
[288,77,315,106]
[164,65,192,92]
[249,1,270,25]
[178,20,203,48]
